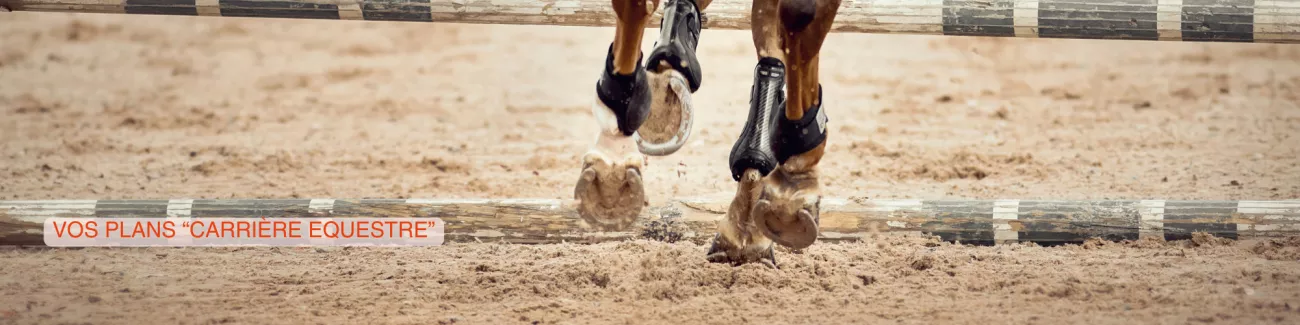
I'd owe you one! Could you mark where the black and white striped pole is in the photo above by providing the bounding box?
[4,0,1299,43]
[3,198,1298,246]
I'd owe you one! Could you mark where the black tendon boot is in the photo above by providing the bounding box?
[647,0,704,92]
[595,45,652,136]
[774,85,827,164]
[728,57,786,181]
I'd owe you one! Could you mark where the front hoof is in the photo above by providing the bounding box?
[634,69,694,156]
[573,151,646,231]
[752,170,821,249]
[705,233,778,269]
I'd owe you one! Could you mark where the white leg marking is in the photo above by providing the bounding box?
[591,94,624,137]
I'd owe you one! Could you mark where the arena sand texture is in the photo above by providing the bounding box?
[1,12,1299,325]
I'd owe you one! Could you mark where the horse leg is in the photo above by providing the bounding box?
[575,0,720,229]
[573,0,661,230]
[637,0,712,155]
[707,0,838,266]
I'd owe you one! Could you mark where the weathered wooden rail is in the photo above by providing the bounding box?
[2,198,1297,246]
[3,0,1299,43]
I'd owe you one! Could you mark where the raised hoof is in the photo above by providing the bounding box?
[633,69,694,156]
[573,134,647,231]
[752,168,821,249]
[705,233,778,269]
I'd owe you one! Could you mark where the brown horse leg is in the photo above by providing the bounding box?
[750,0,838,250]
[573,0,661,230]
[708,0,838,266]
[612,0,659,75]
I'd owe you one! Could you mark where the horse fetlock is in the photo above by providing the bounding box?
[706,230,777,268]
[575,107,647,231]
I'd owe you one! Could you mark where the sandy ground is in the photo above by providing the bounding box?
[2,12,1299,324]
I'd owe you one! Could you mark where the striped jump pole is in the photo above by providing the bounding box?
[3,198,1298,246]
[2,0,1298,43]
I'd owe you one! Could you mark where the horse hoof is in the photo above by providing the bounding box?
[752,168,821,249]
[634,69,694,156]
[573,132,647,231]
[705,233,778,269]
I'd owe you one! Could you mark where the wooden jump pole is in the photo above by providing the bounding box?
[3,198,1298,246]
[3,0,1299,43]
